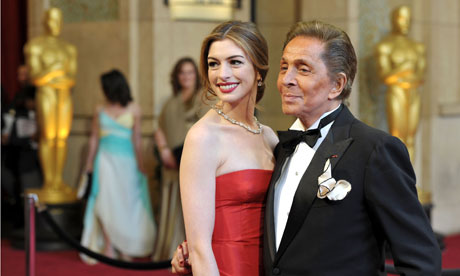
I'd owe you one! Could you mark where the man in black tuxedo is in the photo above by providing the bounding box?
[171,20,441,276]
[263,20,441,276]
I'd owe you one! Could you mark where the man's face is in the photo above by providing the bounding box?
[277,36,338,125]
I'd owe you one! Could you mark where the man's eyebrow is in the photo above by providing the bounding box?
[294,57,310,64]
[280,58,310,66]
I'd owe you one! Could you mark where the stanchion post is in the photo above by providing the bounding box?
[25,193,38,276]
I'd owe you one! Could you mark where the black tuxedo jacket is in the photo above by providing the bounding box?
[264,106,441,276]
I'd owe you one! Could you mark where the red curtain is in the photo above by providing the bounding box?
[1,0,28,104]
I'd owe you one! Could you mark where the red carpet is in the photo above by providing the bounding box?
[2,235,460,275]
[441,234,460,268]
[1,239,173,276]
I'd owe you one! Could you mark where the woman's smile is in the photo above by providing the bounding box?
[217,82,239,93]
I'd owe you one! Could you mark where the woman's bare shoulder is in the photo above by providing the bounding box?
[182,110,223,172]
[261,124,279,150]
[185,110,220,147]
[127,102,141,115]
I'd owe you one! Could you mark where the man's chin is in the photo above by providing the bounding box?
[281,105,298,116]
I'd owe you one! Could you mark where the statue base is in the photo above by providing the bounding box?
[10,201,84,251]
[27,184,78,204]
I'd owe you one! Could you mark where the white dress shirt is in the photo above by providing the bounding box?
[273,105,340,250]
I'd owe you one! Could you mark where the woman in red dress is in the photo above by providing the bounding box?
[178,21,278,275]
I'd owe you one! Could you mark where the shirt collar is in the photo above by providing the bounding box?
[289,104,341,131]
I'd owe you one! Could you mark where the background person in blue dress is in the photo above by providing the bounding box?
[80,69,156,263]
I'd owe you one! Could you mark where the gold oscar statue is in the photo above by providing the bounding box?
[375,5,426,161]
[24,7,78,204]
[375,5,430,204]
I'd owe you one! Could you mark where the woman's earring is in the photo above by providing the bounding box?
[257,80,263,87]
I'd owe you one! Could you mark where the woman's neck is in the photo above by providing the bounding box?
[219,99,257,128]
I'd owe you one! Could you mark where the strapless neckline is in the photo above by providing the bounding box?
[216,169,273,179]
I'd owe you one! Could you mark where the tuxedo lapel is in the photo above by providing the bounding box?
[324,136,353,170]
[326,106,355,170]
[274,140,328,262]
[274,105,355,263]
[265,143,288,261]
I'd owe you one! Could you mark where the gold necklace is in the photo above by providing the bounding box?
[212,105,262,134]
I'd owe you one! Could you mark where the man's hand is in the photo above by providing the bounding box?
[171,241,192,275]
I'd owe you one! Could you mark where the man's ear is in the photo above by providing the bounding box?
[329,72,347,100]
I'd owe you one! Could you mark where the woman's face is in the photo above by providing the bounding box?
[178,62,197,91]
[207,38,259,105]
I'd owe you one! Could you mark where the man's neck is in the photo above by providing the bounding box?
[298,102,341,129]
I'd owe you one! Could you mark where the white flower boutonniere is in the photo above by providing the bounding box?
[317,158,351,201]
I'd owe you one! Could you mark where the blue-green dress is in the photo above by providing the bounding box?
[80,111,156,263]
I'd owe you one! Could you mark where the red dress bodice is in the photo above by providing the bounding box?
[212,169,272,276]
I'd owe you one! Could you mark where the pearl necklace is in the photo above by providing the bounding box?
[212,105,262,134]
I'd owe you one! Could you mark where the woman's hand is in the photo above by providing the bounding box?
[160,147,178,169]
[171,241,192,275]
[153,128,178,169]
[84,163,93,174]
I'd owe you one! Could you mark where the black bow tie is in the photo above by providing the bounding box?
[278,105,343,155]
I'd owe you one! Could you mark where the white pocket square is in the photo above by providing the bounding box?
[317,158,351,201]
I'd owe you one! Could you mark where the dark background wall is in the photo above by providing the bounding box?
[1,0,28,104]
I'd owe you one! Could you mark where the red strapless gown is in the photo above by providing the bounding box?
[212,169,273,276]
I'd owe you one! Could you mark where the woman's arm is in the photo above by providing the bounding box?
[180,123,220,276]
[153,98,178,169]
[84,106,101,172]
[153,127,177,169]
[132,103,146,174]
